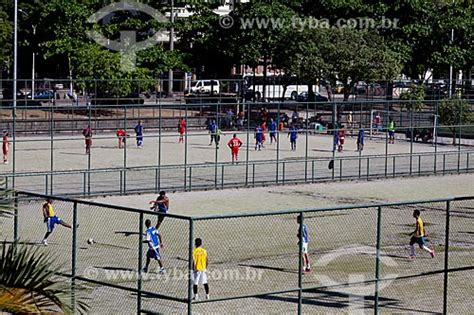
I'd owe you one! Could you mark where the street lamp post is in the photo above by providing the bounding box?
[13,0,18,188]
[31,25,36,99]
[167,0,174,98]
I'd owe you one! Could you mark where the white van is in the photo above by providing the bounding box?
[190,80,220,95]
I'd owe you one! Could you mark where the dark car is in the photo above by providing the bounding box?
[296,91,328,102]
[424,84,448,100]
[29,90,58,101]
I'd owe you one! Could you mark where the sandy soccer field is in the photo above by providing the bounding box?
[3,174,472,314]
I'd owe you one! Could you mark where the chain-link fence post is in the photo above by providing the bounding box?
[71,201,78,314]
[137,212,144,314]
[13,191,18,241]
[374,205,382,314]
[297,211,304,315]
[443,200,451,314]
[187,218,194,314]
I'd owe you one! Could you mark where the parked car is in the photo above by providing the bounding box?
[29,90,58,102]
[296,91,328,102]
[190,80,220,95]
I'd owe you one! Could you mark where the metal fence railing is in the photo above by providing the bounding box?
[4,192,473,314]
[2,150,473,196]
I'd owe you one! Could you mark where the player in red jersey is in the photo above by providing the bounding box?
[2,131,9,164]
[116,129,127,149]
[82,125,92,154]
[178,118,186,143]
[227,133,243,164]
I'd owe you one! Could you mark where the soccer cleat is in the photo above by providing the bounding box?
[142,267,148,273]
[42,239,48,246]
[193,294,198,301]
[409,255,416,260]
[430,248,436,258]
[305,267,312,273]
[159,267,166,274]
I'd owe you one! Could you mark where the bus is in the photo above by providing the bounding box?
[242,74,319,101]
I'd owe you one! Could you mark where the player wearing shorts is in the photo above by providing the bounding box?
[82,125,92,154]
[2,131,9,164]
[409,210,435,260]
[134,120,144,148]
[268,118,277,144]
[116,128,127,149]
[338,126,346,152]
[261,121,267,147]
[192,238,209,300]
[178,118,186,143]
[42,198,73,246]
[227,134,243,164]
[288,125,298,151]
[143,219,165,274]
[255,125,263,151]
[388,118,395,144]
[149,191,169,228]
[357,128,365,152]
[297,215,311,273]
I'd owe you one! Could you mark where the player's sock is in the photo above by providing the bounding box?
[410,244,416,257]
[206,294,210,300]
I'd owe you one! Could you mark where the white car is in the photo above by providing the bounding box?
[190,80,220,95]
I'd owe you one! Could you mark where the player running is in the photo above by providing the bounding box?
[116,128,127,149]
[2,131,9,164]
[297,215,311,273]
[227,134,243,164]
[143,219,165,274]
[254,125,263,151]
[149,190,169,229]
[409,210,435,260]
[208,120,217,145]
[82,125,92,154]
[178,118,186,143]
[41,198,74,246]
[192,238,209,300]
[288,125,298,151]
[134,120,144,148]
[337,126,346,152]
[268,118,277,144]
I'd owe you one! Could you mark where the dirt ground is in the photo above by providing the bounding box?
[3,174,473,314]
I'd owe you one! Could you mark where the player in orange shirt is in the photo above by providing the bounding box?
[261,121,267,147]
[116,129,127,149]
[178,118,186,143]
[227,133,243,164]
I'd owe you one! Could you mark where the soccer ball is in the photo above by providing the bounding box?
[87,238,94,245]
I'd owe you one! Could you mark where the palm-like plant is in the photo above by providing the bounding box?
[0,180,89,313]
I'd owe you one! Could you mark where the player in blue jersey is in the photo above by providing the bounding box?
[297,215,311,273]
[208,120,217,145]
[268,118,277,144]
[134,120,144,148]
[149,191,169,229]
[288,125,298,151]
[143,219,165,273]
[255,125,263,151]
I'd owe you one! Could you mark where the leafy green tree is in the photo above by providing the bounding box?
[0,1,12,74]
[439,97,473,145]
[399,84,426,111]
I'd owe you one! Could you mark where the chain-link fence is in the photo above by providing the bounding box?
[3,192,473,314]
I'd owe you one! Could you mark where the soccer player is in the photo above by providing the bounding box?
[357,128,365,152]
[192,238,209,300]
[2,131,9,164]
[116,128,127,149]
[227,133,243,164]
[143,219,165,274]
[178,118,186,143]
[42,198,73,246]
[149,190,169,229]
[208,120,217,145]
[134,120,144,148]
[373,113,381,135]
[297,215,311,273]
[215,128,222,149]
[388,117,395,144]
[288,125,298,151]
[268,118,277,144]
[254,125,263,151]
[337,126,346,152]
[82,125,92,154]
[409,210,435,259]
[261,121,267,147]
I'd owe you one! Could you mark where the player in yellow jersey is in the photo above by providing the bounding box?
[409,210,435,259]
[192,238,209,301]
[42,198,74,246]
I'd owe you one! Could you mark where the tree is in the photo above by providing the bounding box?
[439,97,473,145]
[399,84,425,111]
